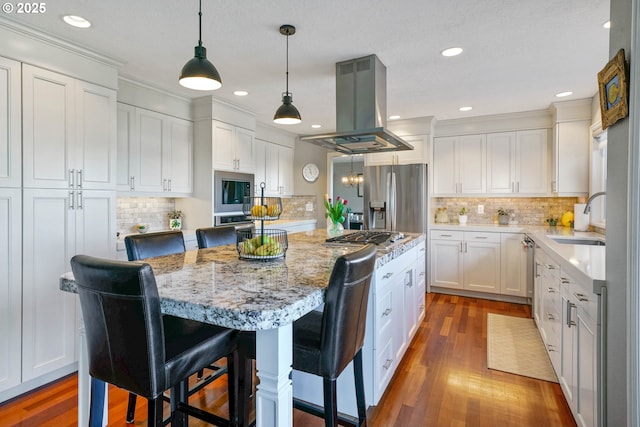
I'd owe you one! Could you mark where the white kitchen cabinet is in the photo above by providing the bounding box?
[22,65,116,191]
[415,241,427,323]
[212,120,254,174]
[433,134,486,195]
[0,189,21,393]
[537,249,562,372]
[560,271,598,427]
[551,121,590,195]
[487,130,548,194]
[21,189,116,381]
[118,104,193,194]
[0,56,21,188]
[430,230,464,289]
[255,139,294,196]
[430,230,500,294]
[500,233,527,297]
[365,135,428,166]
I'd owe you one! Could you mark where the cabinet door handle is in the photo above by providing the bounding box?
[77,191,83,209]
[459,242,463,253]
[130,176,135,191]
[168,179,172,192]
[383,358,393,370]
[77,170,83,188]
[382,308,392,317]
[511,182,515,192]
[69,191,75,209]
[69,169,75,188]
[535,262,541,278]
[517,182,520,193]
[464,242,468,252]
[382,272,393,279]
[575,293,589,302]
[566,300,576,327]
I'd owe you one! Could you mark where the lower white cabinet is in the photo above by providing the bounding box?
[0,189,21,393]
[500,233,527,297]
[21,189,116,383]
[430,230,501,294]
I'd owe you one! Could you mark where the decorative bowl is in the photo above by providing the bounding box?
[135,224,149,233]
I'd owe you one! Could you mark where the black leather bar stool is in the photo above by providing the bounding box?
[123,230,229,424]
[70,255,240,427]
[292,244,377,427]
[195,225,255,249]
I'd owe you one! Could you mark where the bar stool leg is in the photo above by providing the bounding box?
[354,350,367,427]
[322,378,338,427]
[148,396,164,427]
[126,393,137,423]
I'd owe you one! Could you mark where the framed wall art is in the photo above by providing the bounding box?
[598,48,628,130]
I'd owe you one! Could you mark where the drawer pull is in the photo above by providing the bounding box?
[382,272,393,279]
[546,287,557,293]
[561,278,570,285]
[383,359,393,370]
[419,304,425,310]
[575,293,589,302]
[440,234,453,237]
[547,344,557,352]
[547,264,557,270]
[420,247,426,252]
[474,236,488,239]
[382,308,392,317]
[546,313,556,321]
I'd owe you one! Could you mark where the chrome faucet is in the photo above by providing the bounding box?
[584,192,606,214]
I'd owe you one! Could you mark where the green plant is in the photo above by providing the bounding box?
[167,209,183,219]
[324,196,348,224]
[497,208,508,216]
[546,218,559,226]
[459,207,467,215]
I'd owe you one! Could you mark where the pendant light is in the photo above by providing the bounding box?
[179,0,222,91]
[273,25,302,125]
[342,156,364,187]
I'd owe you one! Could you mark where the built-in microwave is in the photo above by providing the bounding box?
[213,170,254,219]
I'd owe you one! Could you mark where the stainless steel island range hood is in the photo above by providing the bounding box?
[301,55,413,154]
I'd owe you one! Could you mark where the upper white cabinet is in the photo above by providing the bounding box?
[551,121,590,195]
[365,134,429,166]
[0,189,21,393]
[22,65,116,190]
[117,103,193,194]
[487,130,548,194]
[433,134,486,195]
[549,100,591,196]
[255,139,294,196]
[212,120,254,173]
[0,57,21,188]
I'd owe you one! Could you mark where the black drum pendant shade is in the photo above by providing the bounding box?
[179,0,222,91]
[274,25,301,124]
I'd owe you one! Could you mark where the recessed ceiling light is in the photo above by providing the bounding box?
[603,20,611,29]
[459,106,473,112]
[311,124,322,129]
[555,91,573,98]
[62,15,91,28]
[233,90,248,96]
[389,115,401,120]
[441,47,463,57]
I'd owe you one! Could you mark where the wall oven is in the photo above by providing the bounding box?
[213,170,254,225]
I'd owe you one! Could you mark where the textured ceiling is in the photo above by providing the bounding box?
[2,0,611,134]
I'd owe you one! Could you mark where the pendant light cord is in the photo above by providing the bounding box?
[285,31,290,95]
[198,0,203,47]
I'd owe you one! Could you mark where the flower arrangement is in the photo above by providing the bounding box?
[324,195,348,224]
[459,207,467,215]
[167,209,183,219]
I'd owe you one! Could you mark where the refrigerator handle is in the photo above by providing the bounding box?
[389,171,397,231]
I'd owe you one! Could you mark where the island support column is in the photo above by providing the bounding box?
[255,324,293,427]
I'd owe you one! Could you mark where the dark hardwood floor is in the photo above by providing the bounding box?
[0,293,576,426]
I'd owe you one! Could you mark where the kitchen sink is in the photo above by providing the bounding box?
[548,236,606,246]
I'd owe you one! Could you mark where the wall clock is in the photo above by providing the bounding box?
[302,162,320,182]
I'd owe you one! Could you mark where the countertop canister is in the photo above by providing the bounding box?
[574,203,590,231]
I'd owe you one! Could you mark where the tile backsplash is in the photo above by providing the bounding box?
[117,196,318,235]
[117,197,177,235]
[431,197,582,226]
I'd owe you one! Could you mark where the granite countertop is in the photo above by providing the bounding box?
[429,222,605,292]
[62,229,424,331]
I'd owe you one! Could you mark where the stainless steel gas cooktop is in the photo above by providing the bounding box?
[325,230,405,247]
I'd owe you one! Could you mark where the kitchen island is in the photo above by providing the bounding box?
[60,229,425,427]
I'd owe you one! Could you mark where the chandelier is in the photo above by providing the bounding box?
[341,156,364,187]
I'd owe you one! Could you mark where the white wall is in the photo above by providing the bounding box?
[293,140,330,226]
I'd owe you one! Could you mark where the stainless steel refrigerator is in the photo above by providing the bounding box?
[363,163,428,234]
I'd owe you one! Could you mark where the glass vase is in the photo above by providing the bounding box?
[327,220,344,237]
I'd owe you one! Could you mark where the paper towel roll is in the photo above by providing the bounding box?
[573,203,590,231]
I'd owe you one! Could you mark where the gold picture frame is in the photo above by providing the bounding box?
[598,49,628,130]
